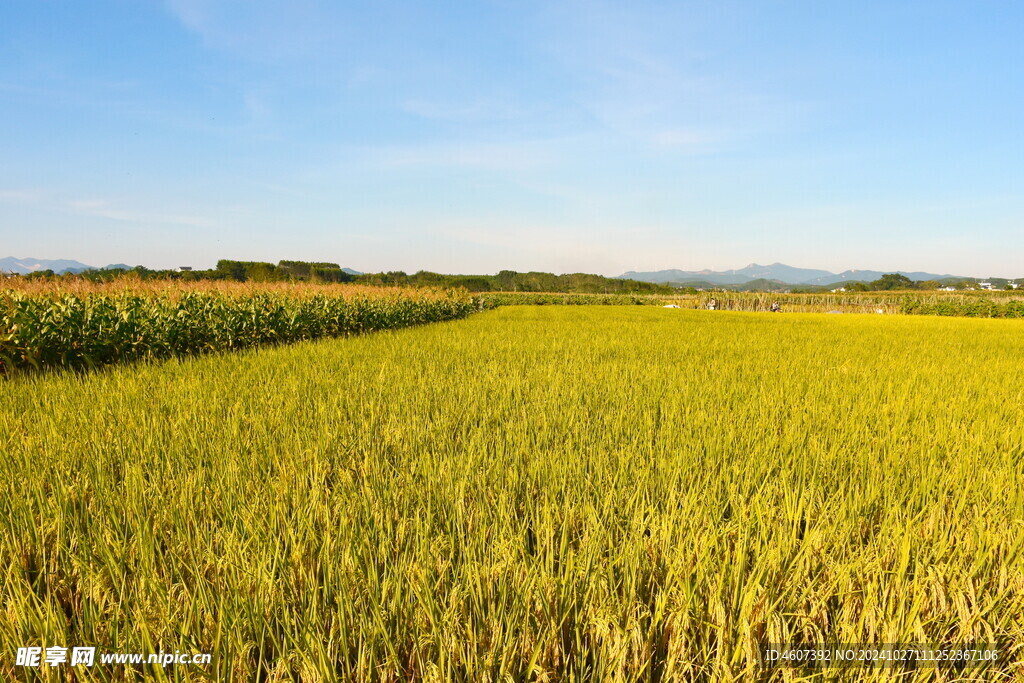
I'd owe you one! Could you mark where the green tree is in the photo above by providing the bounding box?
[247,263,284,282]
[495,270,518,291]
[216,260,247,281]
[871,273,914,290]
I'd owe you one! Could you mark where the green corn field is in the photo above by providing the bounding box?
[0,284,476,375]
[2,305,1023,681]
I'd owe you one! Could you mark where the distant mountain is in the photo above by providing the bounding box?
[619,263,964,287]
[0,256,96,274]
[619,269,750,286]
[735,278,792,292]
[733,263,835,283]
[102,263,135,271]
[341,267,362,275]
[668,278,795,292]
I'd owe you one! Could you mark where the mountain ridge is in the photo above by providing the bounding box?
[0,256,96,275]
[619,263,965,286]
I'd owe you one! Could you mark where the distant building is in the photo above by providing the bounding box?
[978,281,995,290]
[177,266,193,272]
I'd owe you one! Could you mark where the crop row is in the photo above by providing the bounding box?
[899,298,1024,317]
[482,290,1024,315]
[0,289,476,375]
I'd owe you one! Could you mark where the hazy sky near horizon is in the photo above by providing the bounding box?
[1,1,1022,276]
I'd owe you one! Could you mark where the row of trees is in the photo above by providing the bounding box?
[5,261,357,284]
[842,274,1015,291]
[7,262,672,294]
[843,274,940,291]
[355,270,671,294]
[207,260,355,283]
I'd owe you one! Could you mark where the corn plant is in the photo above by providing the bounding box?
[0,287,476,376]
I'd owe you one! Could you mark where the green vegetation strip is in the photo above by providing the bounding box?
[485,290,1024,316]
[0,289,476,375]
[900,298,1024,318]
[2,307,1023,680]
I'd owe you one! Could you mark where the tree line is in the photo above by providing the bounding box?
[357,270,671,293]
[839,273,1004,291]
[7,261,673,294]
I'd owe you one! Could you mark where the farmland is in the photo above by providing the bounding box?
[2,305,1023,681]
[481,290,1024,317]
[0,281,476,375]
[4,276,1024,380]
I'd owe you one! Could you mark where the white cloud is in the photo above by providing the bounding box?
[650,128,721,151]
[368,140,558,171]
[164,0,342,61]
[401,96,534,124]
[0,188,47,204]
[66,198,218,229]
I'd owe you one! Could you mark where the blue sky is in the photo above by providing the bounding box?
[1,1,1022,276]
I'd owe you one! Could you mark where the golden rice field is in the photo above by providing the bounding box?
[2,306,1023,681]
